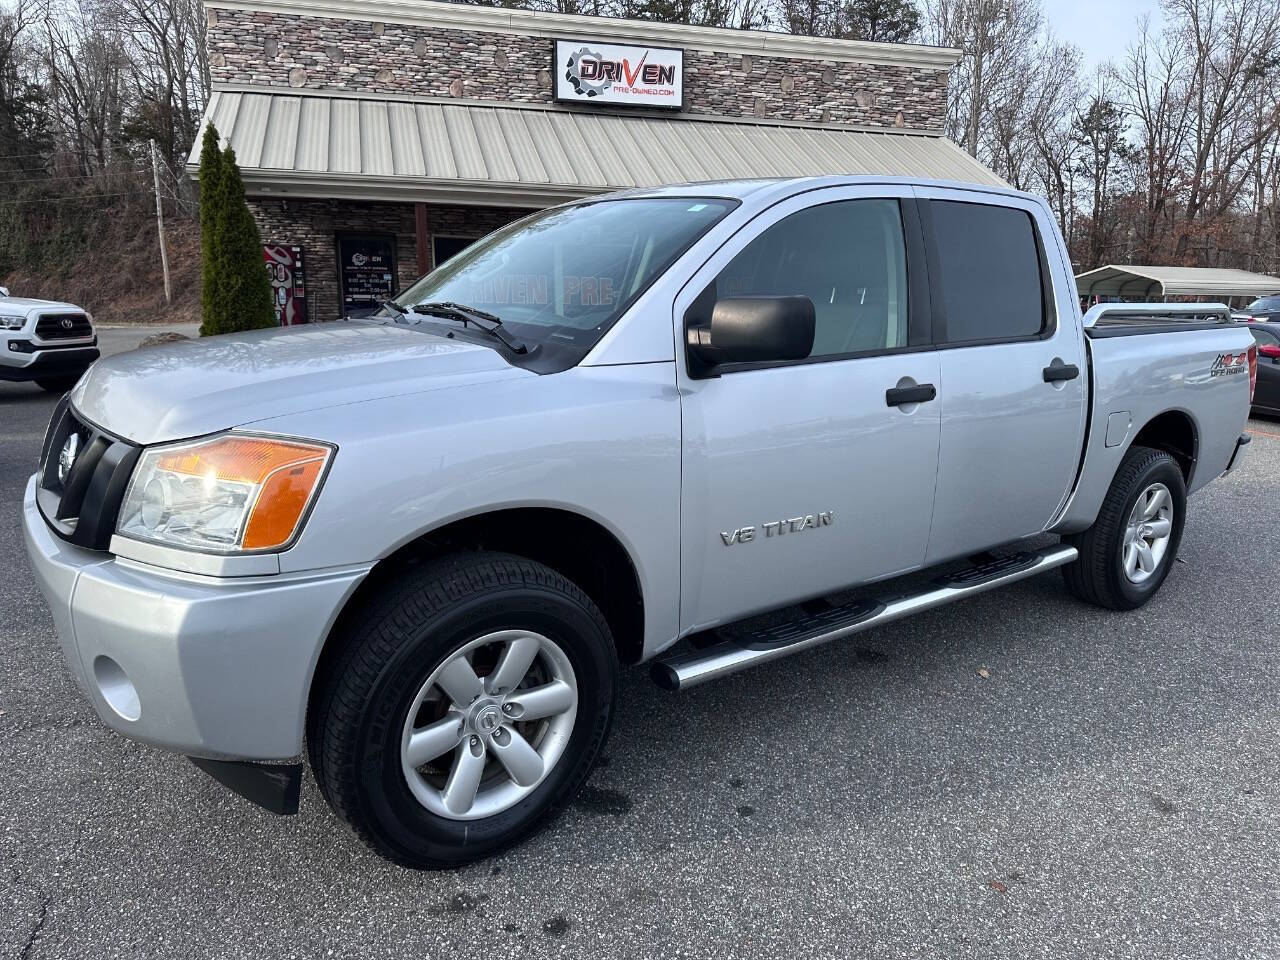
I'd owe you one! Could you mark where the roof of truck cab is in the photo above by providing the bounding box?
[611,175,1033,202]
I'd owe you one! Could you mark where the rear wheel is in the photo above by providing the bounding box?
[1063,445,1186,610]
[308,552,618,869]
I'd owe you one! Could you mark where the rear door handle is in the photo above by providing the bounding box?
[885,383,937,407]
[1043,363,1080,383]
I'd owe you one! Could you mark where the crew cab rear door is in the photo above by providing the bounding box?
[674,184,942,632]
[912,186,1087,565]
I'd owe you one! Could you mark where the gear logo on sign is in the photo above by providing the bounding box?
[564,46,611,98]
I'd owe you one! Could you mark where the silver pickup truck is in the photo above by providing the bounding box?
[22,177,1255,869]
[0,289,99,391]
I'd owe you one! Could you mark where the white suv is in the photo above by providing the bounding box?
[0,289,99,392]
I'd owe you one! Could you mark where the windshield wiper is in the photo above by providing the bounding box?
[379,299,408,320]
[410,301,529,354]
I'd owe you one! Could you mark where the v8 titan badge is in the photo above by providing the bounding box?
[721,511,834,546]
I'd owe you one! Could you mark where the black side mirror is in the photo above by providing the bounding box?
[687,296,815,376]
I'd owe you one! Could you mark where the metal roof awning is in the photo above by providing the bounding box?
[1075,264,1280,300]
[187,88,1006,207]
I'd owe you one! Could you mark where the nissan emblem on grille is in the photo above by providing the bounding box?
[58,433,80,483]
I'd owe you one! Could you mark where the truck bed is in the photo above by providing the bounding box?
[1054,303,1255,533]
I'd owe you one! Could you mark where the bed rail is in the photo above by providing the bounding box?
[1082,301,1233,329]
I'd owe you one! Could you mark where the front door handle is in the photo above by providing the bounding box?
[885,383,937,407]
[1043,363,1080,383]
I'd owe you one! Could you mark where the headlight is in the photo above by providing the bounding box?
[0,315,23,330]
[117,434,333,553]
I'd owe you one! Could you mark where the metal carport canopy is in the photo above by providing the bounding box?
[1075,264,1280,299]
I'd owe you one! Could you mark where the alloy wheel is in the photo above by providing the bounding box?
[399,630,578,820]
[1122,481,1174,584]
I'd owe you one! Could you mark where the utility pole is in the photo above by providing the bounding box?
[150,139,173,305]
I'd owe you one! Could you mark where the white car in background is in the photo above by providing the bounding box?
[0,287,99,392]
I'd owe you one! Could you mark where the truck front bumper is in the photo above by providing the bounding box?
[22,474,369,760]
[0,342,99,381]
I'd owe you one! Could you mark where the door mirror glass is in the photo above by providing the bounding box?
[687,295,815,371]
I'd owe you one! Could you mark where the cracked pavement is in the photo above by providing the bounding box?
[2,327,1279,958]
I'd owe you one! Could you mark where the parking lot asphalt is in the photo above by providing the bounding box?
[2,327,1278,959]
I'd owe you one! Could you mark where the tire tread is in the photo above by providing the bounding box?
[307,551,615,867]
[1063,445,1183,610]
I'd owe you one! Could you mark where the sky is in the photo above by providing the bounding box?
[1040,0,1165,74]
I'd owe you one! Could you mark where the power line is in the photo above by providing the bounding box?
[0,149,169,164]
[0,150,142,162]
[0,150,61,161]
[0,192,143,206]
[0,169,152,187]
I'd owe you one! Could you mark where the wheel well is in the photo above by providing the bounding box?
[319,508,646,679]
[1131,410,1197,481]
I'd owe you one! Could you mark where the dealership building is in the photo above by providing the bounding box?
[191,0,1000,323]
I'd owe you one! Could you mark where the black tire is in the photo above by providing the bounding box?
[35,375,81,393]
[308,551,618,869]
[1062,445,1187,610]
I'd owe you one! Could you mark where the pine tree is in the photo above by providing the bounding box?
[198,125,276,336]
[198,124,226,336]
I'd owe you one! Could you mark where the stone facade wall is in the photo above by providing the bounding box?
[208,9,947,129]
[250,198,528,320]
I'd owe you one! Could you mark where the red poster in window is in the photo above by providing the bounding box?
[263,244,308,325]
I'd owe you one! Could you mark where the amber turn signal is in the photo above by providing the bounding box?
[149,435,332,551]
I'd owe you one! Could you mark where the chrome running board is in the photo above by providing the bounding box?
[650,544,1079,691]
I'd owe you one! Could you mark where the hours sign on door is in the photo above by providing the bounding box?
[554,39,683,109]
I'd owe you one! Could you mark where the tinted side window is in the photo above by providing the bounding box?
[699,199,909,359]
[1250,328,1280,347]
[931,201,1047,344]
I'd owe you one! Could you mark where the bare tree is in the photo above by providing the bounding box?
[1166,0,1280,259]
[923,0,1042,158]
[1072,72,1131,269]
[44,3,128,175]
[96,0,208,166]
[1026,41,1081,243]
[0,0,51,175]
[1115,16,1192,264]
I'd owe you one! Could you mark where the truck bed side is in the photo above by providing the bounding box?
[1053,323,1255,534]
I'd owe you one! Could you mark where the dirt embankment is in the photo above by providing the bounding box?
[2,213,201,326]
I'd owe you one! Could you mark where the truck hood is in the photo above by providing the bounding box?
[0,296,84,316]
[71,322,528,445]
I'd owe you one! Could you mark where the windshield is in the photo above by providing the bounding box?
[388,197,736,369]
[1247,296,1280,312]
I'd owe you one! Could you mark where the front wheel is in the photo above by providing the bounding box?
[308,552,618,869]
[1063,445,1187,610]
